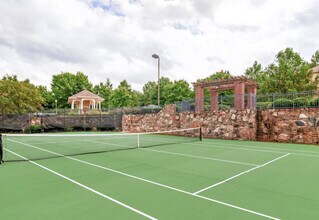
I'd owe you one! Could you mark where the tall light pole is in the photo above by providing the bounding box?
[152,54,160,106]
[55,99,57,115]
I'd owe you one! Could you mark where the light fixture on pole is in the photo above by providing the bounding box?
[152,54,160,106]
[55,99,57,115]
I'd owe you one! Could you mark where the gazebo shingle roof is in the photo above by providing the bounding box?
[68,90,104,103]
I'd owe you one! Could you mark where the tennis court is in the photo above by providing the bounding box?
[1,128,319,220]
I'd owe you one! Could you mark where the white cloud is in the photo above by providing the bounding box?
[0,0,318,91]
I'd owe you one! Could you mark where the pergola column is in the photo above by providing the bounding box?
[247,87,257,109]
[210,89,219,111]
[234,82,245,110]
[194,85,204,112]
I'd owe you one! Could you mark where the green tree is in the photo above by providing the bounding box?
[141,81,157,106]
[159,77,173,105]
[131,90,143,107]
[162,80,193,104]
[141,77,176,106]
[0,75,44,114]
[197,70,233,97]
[310,50,319,68]
[245,61,270,94]
[198,70,232,82]
[245,61,263,81]
[37,85,55,108]
[51,72,93,108]
[264,48,316,93]
[93,78,113,110]
[111,80,137,107]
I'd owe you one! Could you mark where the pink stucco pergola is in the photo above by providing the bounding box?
[192,76,258,112]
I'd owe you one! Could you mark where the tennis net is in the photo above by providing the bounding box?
[0,127,202,163]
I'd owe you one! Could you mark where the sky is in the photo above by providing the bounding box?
[0,0,318,91]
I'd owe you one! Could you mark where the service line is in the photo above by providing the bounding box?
[193,153,290,195]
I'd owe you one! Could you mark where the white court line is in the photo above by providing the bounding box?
[4,148,157,220]
[86,140,136,148]
[143,136,319,158]
[140,135,319,158]
[7,139,280,220]
[86,139,258,167]
[214,142,319,156]
[8,136,137,146]
[86,133,319,159]
[197,141,319,159]
[139,136,286,155]
[193,153,290,195]
[140,148,259,167]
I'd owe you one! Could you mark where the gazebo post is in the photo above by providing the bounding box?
[80,99,84,114]
[71,100,75,110]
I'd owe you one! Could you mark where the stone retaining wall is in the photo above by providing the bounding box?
[123,105,319,144]
[257,108,319,144]
[122,104,257,141]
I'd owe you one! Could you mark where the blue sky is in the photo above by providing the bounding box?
[0,0,318,90]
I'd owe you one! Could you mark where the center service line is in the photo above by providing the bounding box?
[193,153,290,195]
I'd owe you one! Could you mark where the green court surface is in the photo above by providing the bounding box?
[1,132,319,220]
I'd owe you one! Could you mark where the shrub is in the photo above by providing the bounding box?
[26,125,43,133]
[257,102,273,109]
[310,98,319,107]
[64,127,74,132]
[273,98,293,108]
[219,104,231,110]
[293,97,310,107]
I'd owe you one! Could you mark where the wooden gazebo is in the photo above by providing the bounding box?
[193,76,258,112]
[68,90,105,114]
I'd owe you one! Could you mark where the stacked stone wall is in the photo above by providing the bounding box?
[122,105,319,144]
[257,108,319,144]
[179,109,256,140]
[122,105,180,132]
[122,104,256,141]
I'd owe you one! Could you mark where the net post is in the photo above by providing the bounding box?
[137,134,140,148]
[0,134,3,164]
[199,127,202,141]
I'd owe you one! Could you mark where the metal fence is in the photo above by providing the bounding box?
[175,90,319,112]
[256,90,319,109]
